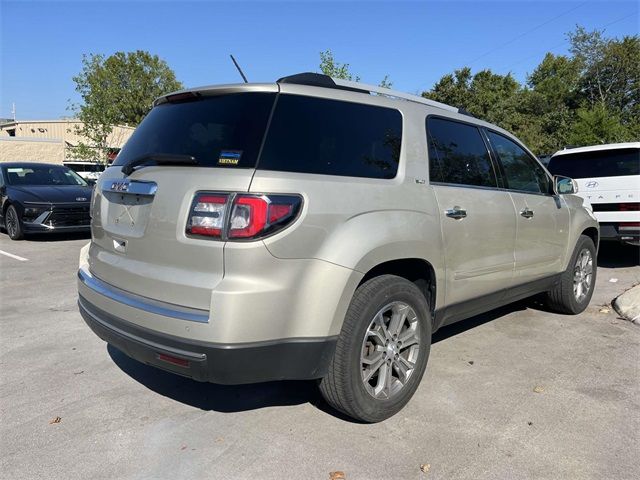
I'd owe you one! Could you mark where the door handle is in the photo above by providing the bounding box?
[445,206,467,219]
[520,208,534,219]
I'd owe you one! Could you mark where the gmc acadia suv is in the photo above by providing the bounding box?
[78,73,599,422]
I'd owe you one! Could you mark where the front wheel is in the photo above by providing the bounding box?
[5,205,24,240]
[319,275,432,423]
[545,235,597,314]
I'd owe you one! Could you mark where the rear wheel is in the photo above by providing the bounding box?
[546,235,596,314]
[319,275,432,423]
[5,205,24,240]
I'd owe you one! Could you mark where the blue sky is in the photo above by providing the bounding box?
[1,0,638,120]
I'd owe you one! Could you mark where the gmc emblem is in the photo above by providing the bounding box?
[111,181,129,192]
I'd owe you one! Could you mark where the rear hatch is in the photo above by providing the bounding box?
[548,147,640,221]
[88,87,277,310]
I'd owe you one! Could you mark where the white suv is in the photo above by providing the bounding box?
[548,143,639,246]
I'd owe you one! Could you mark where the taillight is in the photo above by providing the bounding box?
[186,192,301,240]
[186,194,228,238]
[619,203,640,211]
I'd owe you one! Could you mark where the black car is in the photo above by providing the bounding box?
[0,162,94,240]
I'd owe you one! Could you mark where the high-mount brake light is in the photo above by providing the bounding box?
[186,193,301,240]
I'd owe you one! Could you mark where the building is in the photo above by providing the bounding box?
[0,119,134,164]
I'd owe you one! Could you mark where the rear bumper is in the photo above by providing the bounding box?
[78,296,337,384]
[600,222,640,244]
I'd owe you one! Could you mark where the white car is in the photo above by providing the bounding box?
[548,142,639,246]
[63,161,106,184]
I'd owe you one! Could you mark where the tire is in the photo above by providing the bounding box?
[545,235,597,314]
[5,205,24,240]
[319,275,432,423]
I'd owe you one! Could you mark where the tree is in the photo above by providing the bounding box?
[421,26,639,153]
[318,49,392,88]
[567,104,629,146]
[319,49,360,81]
[70,50,182,162]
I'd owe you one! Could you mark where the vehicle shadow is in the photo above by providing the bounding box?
[597,242,639,268]
[22,231,91,242]
[108,300,536,421]
[107,344,326,414]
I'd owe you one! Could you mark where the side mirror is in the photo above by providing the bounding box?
[553,175,578,195]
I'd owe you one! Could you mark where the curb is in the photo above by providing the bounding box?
[613,284,640,325]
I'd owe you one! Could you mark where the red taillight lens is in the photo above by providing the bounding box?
[269,204,293,223]
[186,192,301,240]
[619,203,640,211]
[187,194,228,237]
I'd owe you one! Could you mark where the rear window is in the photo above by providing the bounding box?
[258,95,402,179]
[548,148,640,179]
[113,93,276,169]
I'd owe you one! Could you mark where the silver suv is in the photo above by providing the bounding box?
[78,73,599,422]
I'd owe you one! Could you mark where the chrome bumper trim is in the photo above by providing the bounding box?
[77,267,210,323]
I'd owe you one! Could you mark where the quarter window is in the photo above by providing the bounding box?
[259,95,402,179]
[427,117,497,188]
[487,131,550,194]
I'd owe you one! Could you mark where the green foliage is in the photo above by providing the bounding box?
[567,104,629,146]
[319,50,392,88]
[421,26,639,155]
[319,50,360,82]
[71,50,182,162]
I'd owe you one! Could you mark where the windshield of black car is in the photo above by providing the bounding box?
[548,148,640,179]
[4,166,88,186]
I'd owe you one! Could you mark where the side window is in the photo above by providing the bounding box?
[427,117,497,188]
[487,131,550,194]
[259,95,402,179]
[0,170,4,188]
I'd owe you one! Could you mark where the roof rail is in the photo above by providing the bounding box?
[331,78,459,113]
[277,72,459,113]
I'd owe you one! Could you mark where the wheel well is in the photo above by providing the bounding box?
[582,227,599,250]
[359,258,436,311]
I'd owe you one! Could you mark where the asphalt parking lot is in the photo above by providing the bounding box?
[1,233,639,480]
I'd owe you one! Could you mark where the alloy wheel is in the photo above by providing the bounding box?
[6,208,18,238]
[573,248,593,303]
[360,301,421,400]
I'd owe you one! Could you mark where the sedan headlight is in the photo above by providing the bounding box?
[23,206,50,221]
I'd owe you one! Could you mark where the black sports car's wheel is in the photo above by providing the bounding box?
[5,205,24,240]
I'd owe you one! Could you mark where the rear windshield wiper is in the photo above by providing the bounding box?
[121,153,198,176]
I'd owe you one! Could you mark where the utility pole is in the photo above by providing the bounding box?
[11,102,16,121]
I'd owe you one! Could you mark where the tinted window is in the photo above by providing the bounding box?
[487,131,550,194]
[3,166,87,186]
[258,95,402,179]
[427,118,496,187]
[548,148,640,179]
[114,93,276,169]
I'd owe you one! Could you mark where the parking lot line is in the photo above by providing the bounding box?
[0,249,29,262]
